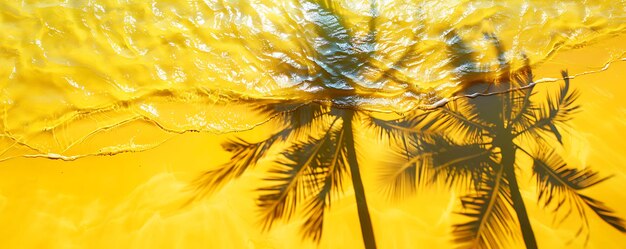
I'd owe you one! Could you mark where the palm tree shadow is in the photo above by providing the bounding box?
[379,32,626,248]
[185,1,423,249]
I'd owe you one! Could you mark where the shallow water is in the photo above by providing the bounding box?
[0,1,626,248]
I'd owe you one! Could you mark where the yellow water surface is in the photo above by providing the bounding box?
[0,1,625,248]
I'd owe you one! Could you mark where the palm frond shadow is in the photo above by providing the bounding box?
[379,33,626,248]
[191,102,378,246]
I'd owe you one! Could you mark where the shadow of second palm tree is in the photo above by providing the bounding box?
[378,33,626,248]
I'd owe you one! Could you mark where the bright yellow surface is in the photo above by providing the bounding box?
[1,1,626,248]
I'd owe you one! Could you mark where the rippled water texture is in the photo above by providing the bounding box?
[1,0,625,157]
[1,1,626,249]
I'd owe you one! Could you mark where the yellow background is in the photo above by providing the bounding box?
[1,1,626,248]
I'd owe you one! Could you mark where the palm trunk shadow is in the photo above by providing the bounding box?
[502,145,538,249]
[344,109,378,249]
